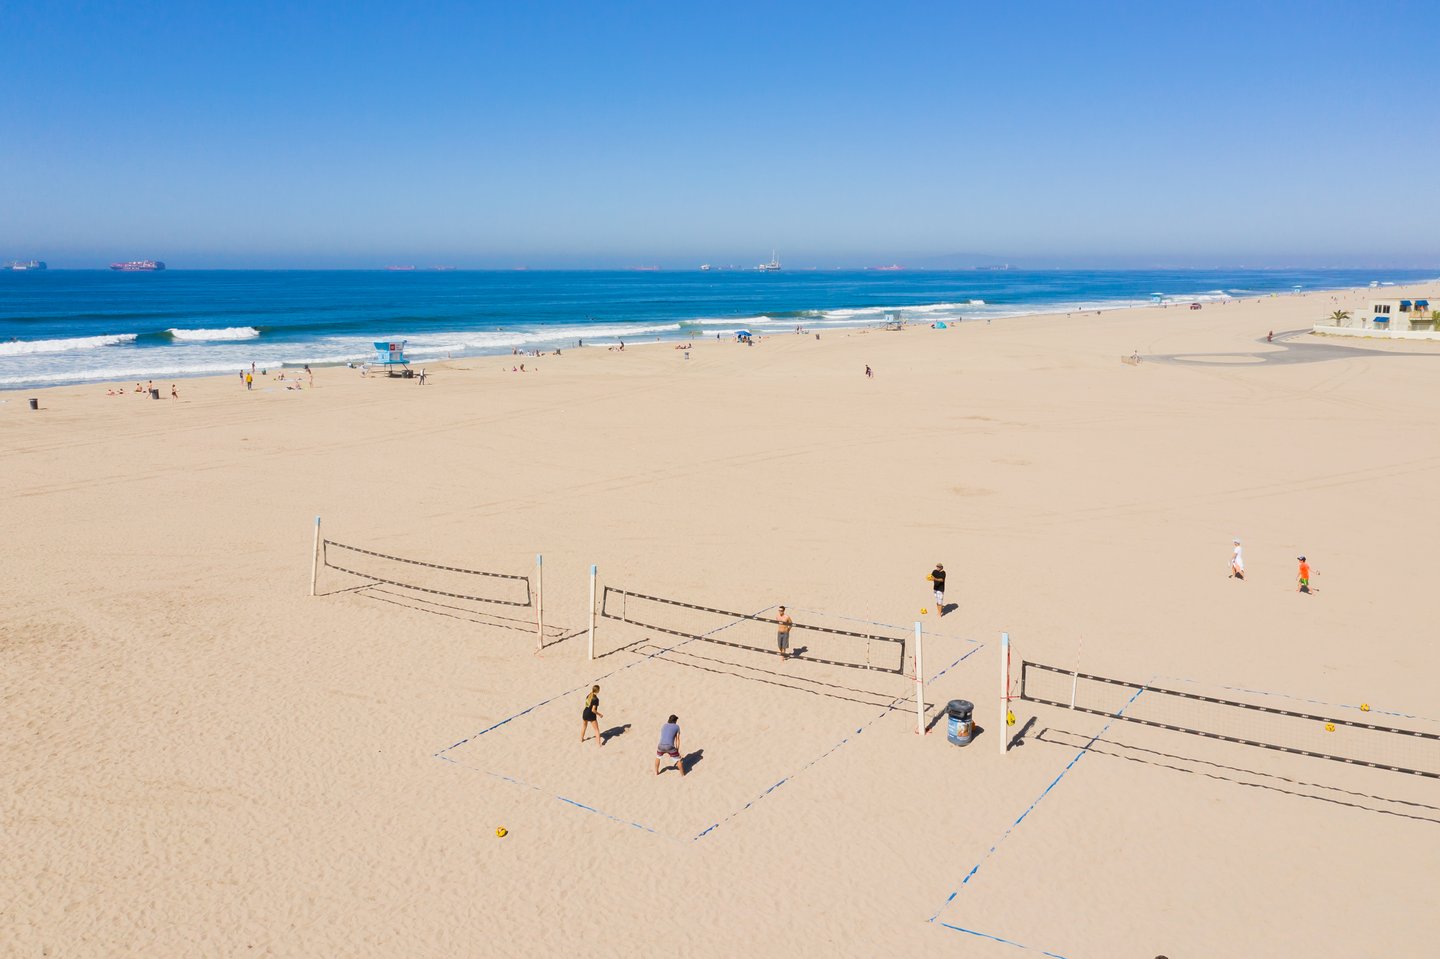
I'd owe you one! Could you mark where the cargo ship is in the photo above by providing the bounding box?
[3,260,47,271]
[111,260,166,271]
[756,251,781,272]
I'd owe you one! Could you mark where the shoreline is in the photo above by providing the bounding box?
[4,279,1437,404]
[3,274,1436,393]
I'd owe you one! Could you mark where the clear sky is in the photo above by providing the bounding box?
[2,1,1436,269]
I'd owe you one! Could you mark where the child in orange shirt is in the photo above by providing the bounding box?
[1296,556,1313,593]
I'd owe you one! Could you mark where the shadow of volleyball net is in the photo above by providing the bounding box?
[1019,661,1440,779]
[601,581,904,679]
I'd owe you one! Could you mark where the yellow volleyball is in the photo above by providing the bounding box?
[1324,723,1336,732]
[921,608,928,615]
[495,827,508,838]
[1360,703,1371,712]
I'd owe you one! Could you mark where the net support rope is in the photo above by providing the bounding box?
[322,539,533,607]
[600,586,906,674]
[1021,661,1440,779]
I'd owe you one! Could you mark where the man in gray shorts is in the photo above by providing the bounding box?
[775,606,793,660]
[654,715,686,777]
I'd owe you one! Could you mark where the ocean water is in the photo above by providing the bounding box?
[0,268,1432,389]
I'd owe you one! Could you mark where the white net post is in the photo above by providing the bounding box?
[310,515,321,597]
[535,554,544,653]
[914,621,925,735]
[1000,631,1010,755]
[1069,634,1084,709]
[588,564,597,661]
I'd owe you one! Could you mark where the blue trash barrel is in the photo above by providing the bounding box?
[946,699,974,746]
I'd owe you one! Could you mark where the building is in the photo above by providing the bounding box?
[1312,295,1438,340]
[1365,298,1433,332]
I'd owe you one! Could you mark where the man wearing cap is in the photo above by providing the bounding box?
[1296,556,1312,593]
[928,563,947,614]
[1230,540,1245,580]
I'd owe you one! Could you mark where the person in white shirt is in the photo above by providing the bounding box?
[1230,539,1245,580]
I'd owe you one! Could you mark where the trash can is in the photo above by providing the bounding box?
[28,398,39,410]
[946,699,974,746]
[149,388,160,399]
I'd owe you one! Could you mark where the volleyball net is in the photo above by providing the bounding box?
[599,586,908,674]
[320,539,534,608]
[1020,660,1440,779]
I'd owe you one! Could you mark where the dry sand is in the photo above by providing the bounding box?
[5,281,1440,957]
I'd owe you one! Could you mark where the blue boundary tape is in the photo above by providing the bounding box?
[437,606,983,841]
[691,645,981,841]
[1152,672,1440,725]
[936,922,1075,958]
[930,682,1149,934]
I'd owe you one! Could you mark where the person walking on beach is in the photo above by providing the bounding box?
[1296,555,1314,593]
[418,368,427,385]
[775,606,793,661]
[864,365,873,378]
[245,372,253,391]
[580,685,603,747]
[655,715,685,776]
[170,384,178,400]
[1230,539,1245,580]
[928,563,947,614]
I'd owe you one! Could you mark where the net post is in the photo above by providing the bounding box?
[310,515,321,597]
[1000,631,1010,755]
[914,621,925,735]
[588,565,597,661]
[535,554,544,653]
[1069,634,1084,709]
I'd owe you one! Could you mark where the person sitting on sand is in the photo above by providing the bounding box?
[134,383,144,393]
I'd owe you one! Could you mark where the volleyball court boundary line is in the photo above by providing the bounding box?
[433,605,777,842]
[691,645,981,841]
[926,681,1150,953]
[435,604,980,842]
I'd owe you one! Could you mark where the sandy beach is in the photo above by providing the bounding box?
[5,281,1440,957]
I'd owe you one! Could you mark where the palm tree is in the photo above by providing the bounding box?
[1330,310,1352,324]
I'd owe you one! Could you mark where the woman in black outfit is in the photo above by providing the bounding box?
[580,685,603,747]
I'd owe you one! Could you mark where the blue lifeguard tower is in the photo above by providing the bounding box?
[373,340,414,377]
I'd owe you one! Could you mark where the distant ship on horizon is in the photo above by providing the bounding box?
[4,259,46,271]
[756,251,781,272]
[111,260,165,271]
[699,263,711,271]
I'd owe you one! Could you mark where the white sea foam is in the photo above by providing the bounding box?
[168,326,261,341]
[0,333,138,356]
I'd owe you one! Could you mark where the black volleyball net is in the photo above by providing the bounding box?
[1020,661,1440,779]
[321,539,533,608]
[599,586,907,674]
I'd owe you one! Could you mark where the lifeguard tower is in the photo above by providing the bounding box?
[373,339,414,377]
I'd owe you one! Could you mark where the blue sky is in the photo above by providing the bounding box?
[2,1,1436,268]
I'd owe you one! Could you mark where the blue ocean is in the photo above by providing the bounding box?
[1,268,1433,389]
